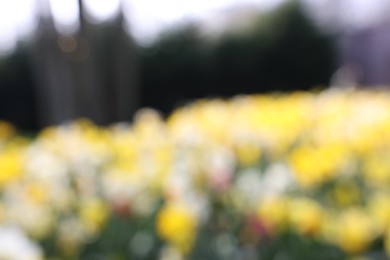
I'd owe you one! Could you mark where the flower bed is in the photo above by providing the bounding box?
[1,89,390,259]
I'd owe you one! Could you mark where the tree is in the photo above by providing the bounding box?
[139,1,336,114]
[31,0,139,127]
[0,48,37,130]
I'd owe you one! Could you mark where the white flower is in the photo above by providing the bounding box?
[205,146,235,191]
[5,202,53,239]
[0,225,43,260]
[233,168,263,210]
[260,163,294,198]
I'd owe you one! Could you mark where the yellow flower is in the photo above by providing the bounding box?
[368,193,390,232]
[320,211,340,245]
[329,181,360,207]
[157,202,197,254]
[384,228,390,256]
[79,198,109,236]
[26,183,49,205]
[0,148,23,188]
[335,209,377,254]
[362,153,390,187]
[289,142,347,188]
[0,121,15,140]
[235,142,262,167]
[257,197,288,234]
[288,198,323,236]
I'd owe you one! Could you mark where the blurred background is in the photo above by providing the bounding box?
[1,0,389,130]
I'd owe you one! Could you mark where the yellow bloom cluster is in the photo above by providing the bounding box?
[2,89,390,258]
[157,202,197,253]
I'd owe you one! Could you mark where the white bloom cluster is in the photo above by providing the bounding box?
[0,226,43,260]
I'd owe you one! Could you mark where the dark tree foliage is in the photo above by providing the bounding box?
[0,1,336,130]
[139,1,336,114]
[0,47,38,131]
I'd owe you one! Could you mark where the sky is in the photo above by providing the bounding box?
[0,0,388,55]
